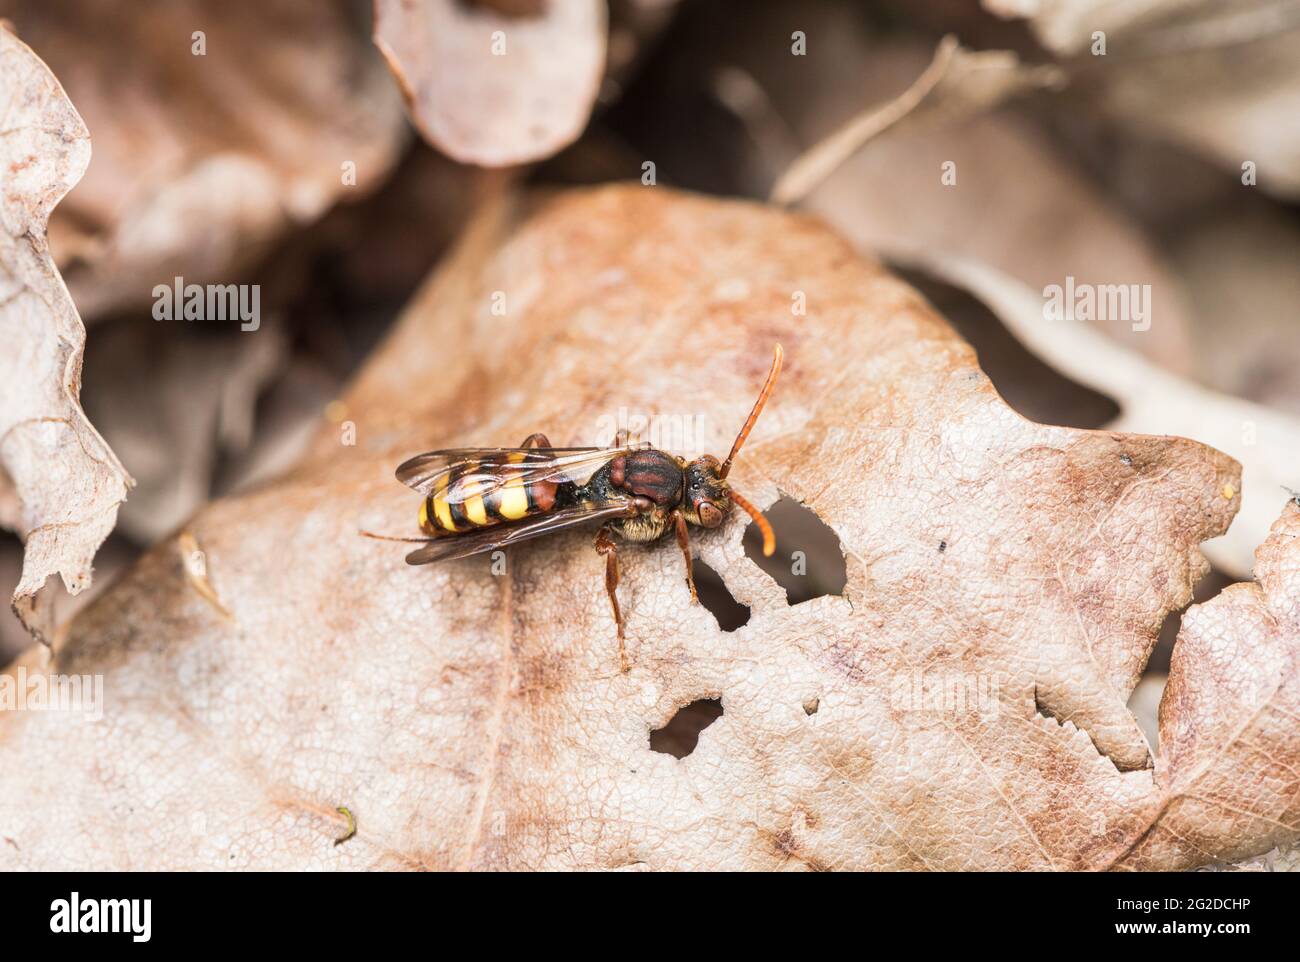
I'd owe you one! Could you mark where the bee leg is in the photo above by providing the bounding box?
[671,510,697,604]
[519,433,552,449]
[594,526,628,671]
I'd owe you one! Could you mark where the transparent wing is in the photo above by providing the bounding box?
[404,499,637,564]
[395,445,641,501]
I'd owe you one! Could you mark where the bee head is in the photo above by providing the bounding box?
[683,455,729,528]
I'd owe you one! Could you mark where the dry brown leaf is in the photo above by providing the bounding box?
[889,250,1300,578]
[374,0,606,167]
[82,324,287,543]
[1121,499,1300,867]
[985,0,1300,198]
[695,6,1199,378]
[770,36,1064,205]
[750,19,1295,579]
[1166,199,1300,418]
[4,186,1293,871]
[2,0,407,320]
[983,0,1299,55]
[0,28,130,643]
[1212,842,1300,872]
[775,33,1199,377]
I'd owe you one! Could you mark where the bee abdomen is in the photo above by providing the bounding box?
[419,454,559,535]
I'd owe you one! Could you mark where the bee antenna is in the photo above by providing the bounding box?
[719,343,784,480]
[728,488,775,557]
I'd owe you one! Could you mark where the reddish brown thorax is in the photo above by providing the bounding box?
[609,450,683,507]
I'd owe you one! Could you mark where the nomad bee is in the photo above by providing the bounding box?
[391,345,783,668]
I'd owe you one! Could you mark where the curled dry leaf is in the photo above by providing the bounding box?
[1129,500,1300,868]
[0,28,130,642]
[892,250,1300,578]
[751,18,1291,577]
[770,36,1064,205]
[82,324,287,543]
[982,0,1191,52]
[374,0,607,167]
[752,25,1199,377]
[983,0,1300,56]
[3,186,1291,872]
[984,0,1300,198]
[695,4,1197,378]
[1166,198,1300,418]
[1,0,407,320]
[1211,842,1300,872]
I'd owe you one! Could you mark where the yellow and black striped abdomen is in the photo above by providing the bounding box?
[419,453,559,536]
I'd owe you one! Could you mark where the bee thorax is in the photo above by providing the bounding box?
[610,449,683,506]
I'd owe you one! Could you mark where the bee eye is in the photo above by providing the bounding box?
[697,501,724,528]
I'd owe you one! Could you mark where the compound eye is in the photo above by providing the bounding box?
[697,501,724,528]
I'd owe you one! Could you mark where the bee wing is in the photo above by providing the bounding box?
[395,445,641,501]
[404,498,638,564]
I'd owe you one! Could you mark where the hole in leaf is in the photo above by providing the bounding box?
[693,559,749,631]
[1128,566,1235,753]
[0,530,33,666]
[742,497,846,605]
[649,697,723,758]
[1147,567,1234,676]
